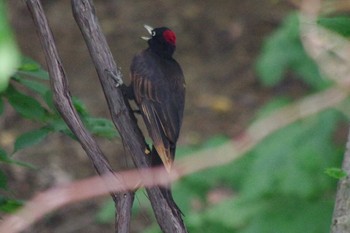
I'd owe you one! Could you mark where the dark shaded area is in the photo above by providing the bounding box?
[3,1,301,232]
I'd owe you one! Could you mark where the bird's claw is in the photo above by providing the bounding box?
[105,69,124,87]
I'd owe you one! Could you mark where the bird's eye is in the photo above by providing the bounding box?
[152,31,156,36]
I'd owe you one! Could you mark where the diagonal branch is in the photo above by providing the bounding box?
[71,0,187,232]
[25,0,134,232]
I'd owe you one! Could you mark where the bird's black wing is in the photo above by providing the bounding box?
[130,50,185,169]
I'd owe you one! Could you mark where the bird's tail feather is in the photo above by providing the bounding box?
[151,147,183,216]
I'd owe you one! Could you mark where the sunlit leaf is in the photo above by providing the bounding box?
[0,1,20,92]
[325,167,347,179]
[18,57,41,72]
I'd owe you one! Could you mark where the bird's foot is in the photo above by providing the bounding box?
[145,147,151,155]
[145,144,151,155]
[105,68,124,87]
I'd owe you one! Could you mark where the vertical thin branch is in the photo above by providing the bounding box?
[71,0,187,232]
[25,0,134,232]
[330,127,350,233]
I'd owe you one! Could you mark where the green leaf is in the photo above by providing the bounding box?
[291,51,332,89]
[18,57,41,72]
[0,147,9,162]
[325,167,347,179]
[14,128,51,153]
[85,117,118,139]
[255,13,300,86]
[0,196,23,213]
[318,16,350,37]
[6,85,46,121]
[17,69,49,80]
[13,75,49,96]
[0,147,35,168]
[72,97,88,116]
[17,57,49,80]
[48,117,76,139]
[0,1,20,93]
[255,12,329,90]
[40,89,56,112]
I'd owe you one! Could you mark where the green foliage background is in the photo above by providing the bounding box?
[1,3,350,232]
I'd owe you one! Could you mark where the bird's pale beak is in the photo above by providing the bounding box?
[141,24,154,40]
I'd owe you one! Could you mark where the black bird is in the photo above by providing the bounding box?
[130,25,185,172]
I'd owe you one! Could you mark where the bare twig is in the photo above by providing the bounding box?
[71,0,187,232]
[25,0,134,232]
[0,167,176,233]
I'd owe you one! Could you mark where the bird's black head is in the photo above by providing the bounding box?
[142,25,176,58]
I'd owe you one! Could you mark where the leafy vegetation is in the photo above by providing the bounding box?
[255,13,332,90]
[1,3,350,232]
[0,56,119,212]
[0,5,118,213]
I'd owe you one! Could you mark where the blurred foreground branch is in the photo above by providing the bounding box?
[1,74,348,233]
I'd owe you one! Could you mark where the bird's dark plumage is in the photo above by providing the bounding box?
[130,26,185,172]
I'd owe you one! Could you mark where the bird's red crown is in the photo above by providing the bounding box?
[163,30,176,45]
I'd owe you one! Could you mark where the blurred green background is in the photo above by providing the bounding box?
[1,0,350,232]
